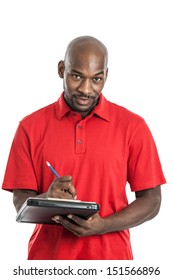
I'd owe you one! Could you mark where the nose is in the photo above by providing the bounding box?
[78,78,93,95]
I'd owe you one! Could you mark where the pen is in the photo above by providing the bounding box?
[46,161,59,178]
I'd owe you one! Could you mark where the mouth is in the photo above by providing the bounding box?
[74,95,94,106]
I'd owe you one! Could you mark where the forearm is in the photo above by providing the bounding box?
[13,176,76,212]
[102,186,161,233]
[13,190,47,212]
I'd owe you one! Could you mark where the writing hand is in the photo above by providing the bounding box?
[46,176,77,200]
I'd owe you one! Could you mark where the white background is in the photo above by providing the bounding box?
[0,0,172,278]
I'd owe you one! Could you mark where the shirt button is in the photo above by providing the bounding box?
[77,139,82,144]
[78,125,82,129]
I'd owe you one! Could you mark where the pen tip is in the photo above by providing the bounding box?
[46,161,50,166]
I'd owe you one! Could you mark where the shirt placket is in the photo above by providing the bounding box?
[75,120,86,154]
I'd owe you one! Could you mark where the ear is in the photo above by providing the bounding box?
[58,60,65,79]
[104,68,108,82]
[106,68,108,79]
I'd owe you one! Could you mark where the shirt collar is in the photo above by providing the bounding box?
[55,92,110,122]
[92,93,110,122]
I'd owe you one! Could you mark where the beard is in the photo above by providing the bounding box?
[64,91,99,115]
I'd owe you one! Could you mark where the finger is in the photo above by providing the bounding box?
[52,215,60,223]
[58,176,72,182]
[67,214,88,225]
[52,215,89,237]
[64,185,77,199]
[52,216,76,231]
[52,215,78,229]
[50,177,76,199]
[54,192,73,199]
[56,176,77,199]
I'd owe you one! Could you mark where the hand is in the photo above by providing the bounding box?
[52,213,106,236]
[46,176,77,200]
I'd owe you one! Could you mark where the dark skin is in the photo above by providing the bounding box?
[13,36,162,237]
[13,176,77,212]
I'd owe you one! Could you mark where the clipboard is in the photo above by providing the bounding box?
[16,197,100,224]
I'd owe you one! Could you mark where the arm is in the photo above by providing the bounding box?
[102,185,161,232]
[13,176,77,212]
[52,186,161,236]
[13,189,39,212]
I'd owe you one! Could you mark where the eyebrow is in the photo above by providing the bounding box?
[70,69,104,76]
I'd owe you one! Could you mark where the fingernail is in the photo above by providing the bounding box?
[54,215,60,219]
[67,214,73,219]
[52,216,60,222]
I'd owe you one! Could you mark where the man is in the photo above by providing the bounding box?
[2,36,166,260]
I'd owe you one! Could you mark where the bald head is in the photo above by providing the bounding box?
[58,35,108,118]
[64,36,108,68]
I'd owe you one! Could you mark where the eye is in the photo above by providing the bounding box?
[71,74,82,81]
[93,77,103,83]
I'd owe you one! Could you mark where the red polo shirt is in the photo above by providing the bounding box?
[2,93,166,259]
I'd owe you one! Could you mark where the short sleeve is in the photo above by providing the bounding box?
[127,119,166,191]
[2,123,38,192]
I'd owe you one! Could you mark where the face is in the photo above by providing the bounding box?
[58,47,108,118]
